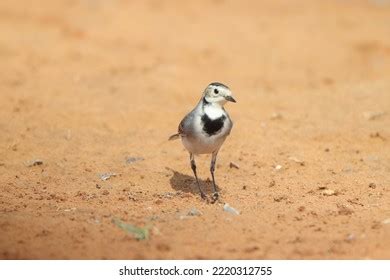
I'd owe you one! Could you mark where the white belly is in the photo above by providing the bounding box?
[181,131,228,154]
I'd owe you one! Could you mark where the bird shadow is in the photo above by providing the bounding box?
[168,169,220,196]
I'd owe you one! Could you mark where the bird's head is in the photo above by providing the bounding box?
[203,82,236,106]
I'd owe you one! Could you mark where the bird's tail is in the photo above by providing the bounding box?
[168,133,180,141]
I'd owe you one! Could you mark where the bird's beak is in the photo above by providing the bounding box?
[225,95,236,103]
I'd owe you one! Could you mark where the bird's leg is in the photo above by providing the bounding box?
[190,153,206,200]
[210,151,219,202]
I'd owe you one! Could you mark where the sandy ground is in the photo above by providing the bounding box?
[1,0,390,259]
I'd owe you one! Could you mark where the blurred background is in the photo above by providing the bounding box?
[0,0,389,259]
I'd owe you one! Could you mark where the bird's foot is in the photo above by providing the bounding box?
[210,192,219,203]
[200,192,208,200]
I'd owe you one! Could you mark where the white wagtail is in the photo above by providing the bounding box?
[169,82,236,201]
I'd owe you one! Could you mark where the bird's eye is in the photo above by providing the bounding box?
[214,88,219,94]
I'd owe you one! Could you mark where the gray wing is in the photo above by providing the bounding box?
[178,110,196,138]
[169,103,201,141]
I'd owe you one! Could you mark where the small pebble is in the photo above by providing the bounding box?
[382,218,390,225]
[229,162,240,169]
[270,112,283,120]
[345,234,356,242]
[288,156,305,166]
[99,173,117,181]
[223,203,240,215]
[275,165,282,171]
[187,208,202,216]
[322,189,336,196]
[369,183,376,189]
[126,157,144,164]
[26,159,43,167]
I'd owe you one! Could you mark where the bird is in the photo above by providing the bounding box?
[169,82,236,201]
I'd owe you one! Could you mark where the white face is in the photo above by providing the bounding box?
[203,83,236,105]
